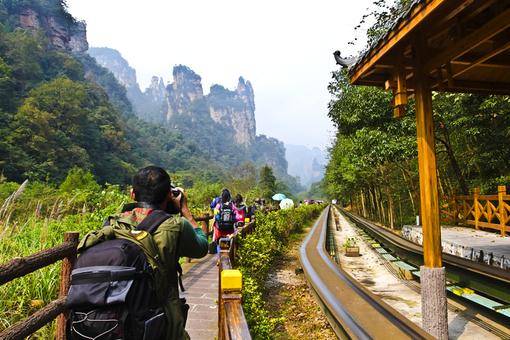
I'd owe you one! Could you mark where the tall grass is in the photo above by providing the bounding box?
[0,174,216,338]
[0,180,128,337]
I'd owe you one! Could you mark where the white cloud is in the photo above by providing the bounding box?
[67,0,372,149]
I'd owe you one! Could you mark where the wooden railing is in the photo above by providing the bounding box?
[0,214,215,339]
[194,214,213,235]
[218,222,255,340]
[0,232,79,340]
[441,185,510,236]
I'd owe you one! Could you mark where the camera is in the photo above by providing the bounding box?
[166,188,183,214]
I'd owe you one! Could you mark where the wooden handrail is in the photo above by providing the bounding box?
[441,186,509,236]
[0,297,67,340]
[0,214,235,339]
[218,221,254,340]
[0,239,77,286]
[0,232,79,340]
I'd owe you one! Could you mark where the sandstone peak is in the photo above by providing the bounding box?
[17,7,88,52]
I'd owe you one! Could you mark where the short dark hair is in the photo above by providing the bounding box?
[234,194,243,205]
[132,166,171,204]
[221,189,231,203]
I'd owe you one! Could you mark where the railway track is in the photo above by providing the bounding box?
[341,209,510,305]
[335,207,510,338]
[299,206,432,339]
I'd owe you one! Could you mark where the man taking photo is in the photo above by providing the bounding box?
[66,166,208,340]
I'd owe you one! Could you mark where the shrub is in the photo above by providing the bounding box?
[237,204,324,339]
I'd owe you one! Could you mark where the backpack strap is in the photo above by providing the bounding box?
[136,207,186,292]
[136,210,172,234]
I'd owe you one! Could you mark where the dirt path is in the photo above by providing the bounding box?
[264,230,336,340]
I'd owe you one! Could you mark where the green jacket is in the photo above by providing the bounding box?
[78,208,209,340]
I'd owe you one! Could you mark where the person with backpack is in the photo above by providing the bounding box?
[212,189,237,243]
[66,166,208,340]
[233,194,248,224]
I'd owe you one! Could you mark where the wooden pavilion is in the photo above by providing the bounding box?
[343,0,510,338]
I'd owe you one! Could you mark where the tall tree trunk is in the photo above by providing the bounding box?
[385,186,395,229]
[400,167,417,216]
[369,187,376,219]
[361,190,367,217]
[437,123,469,194]
[376,187,386,225]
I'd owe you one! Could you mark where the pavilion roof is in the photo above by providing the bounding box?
[347,0,510,95]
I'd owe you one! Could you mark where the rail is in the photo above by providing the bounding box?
[441,185,510,236]
[218,221,254,340]
[0,231,79,340]
[342,209,510,304]
[300,206,431,339]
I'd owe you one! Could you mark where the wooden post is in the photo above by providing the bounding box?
[415,53,441,268]
[201,217,209,235]
[414,36,448,339]
[56,232,79,340]
[218,257,222,340]
[452,194,459,225]
[498,185,507,236]
[473,187,480,230]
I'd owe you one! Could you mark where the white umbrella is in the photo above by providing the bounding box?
[279,198,294,210]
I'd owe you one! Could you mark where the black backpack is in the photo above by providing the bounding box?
[217,202,235,231]
[66,210,177,340]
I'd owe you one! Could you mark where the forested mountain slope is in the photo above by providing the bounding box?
[0,0,232,184]
[88,48,296,184]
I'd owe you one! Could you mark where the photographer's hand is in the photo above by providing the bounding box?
[171,188,199,228]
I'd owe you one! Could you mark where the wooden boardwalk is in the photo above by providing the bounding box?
[182,254,218,339]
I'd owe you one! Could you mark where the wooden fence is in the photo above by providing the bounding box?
[0,231,79,340]
[0,214,215,339]
[441,185,510,236]
[218,221,254,340]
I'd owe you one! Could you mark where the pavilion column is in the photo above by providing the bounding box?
[414,49,448,339]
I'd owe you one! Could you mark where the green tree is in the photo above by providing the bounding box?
[60,167,101,193]
[5,77,131,183]
[259,165,277,200]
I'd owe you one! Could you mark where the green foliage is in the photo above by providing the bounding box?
[0,180,128,337]
[326,9,510,228]
[258,165,277,200]
[237,204,324,338]
[59,167,101,193]
[0,22,226,185]
[4,76,132,183]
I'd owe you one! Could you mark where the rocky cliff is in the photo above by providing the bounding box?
[88,47,165,122]
[15,6,87,52]
[87,47,290,177]
[207,77,256,145]
[165,65,204,119]
[88,50,258,147]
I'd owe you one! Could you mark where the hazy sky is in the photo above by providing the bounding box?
[67,0,373,150]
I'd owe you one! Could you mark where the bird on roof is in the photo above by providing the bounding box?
[333,51,356,68]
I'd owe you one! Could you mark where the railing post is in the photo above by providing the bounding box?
[218,254,223,340]
[451,195,459,225]
[473,187,480,230]
[498,186,507,237]
[56,232,79,340]
[220,268,243,340]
